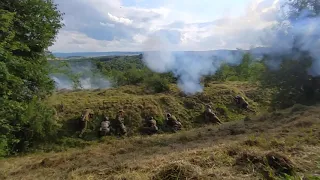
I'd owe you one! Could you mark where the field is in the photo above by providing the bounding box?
[1,82,319,180]
[0,104,319,179]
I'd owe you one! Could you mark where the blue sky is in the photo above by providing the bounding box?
[49,0,281,52]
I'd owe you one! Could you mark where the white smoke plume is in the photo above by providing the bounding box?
[142,0,320,94]
[50,60,111,90]
[262,7,320,74]
[142,42,243,94]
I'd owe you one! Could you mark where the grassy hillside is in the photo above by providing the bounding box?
[46,81,269,140]
[1,103,319,180]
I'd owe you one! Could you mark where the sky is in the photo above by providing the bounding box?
[49,0,282,52]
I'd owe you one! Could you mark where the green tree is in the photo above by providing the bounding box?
[0,0,64,156]
[144,75,170,93]
[259,0,320,109]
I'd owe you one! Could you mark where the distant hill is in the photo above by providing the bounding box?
[52,48,271,60]
[52,51,142,58]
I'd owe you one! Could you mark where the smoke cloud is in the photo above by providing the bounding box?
[142,35,244,94]
[50,60,111,90]
[259,4,320,73]
[142,0,320,94]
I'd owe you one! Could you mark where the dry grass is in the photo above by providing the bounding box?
[1,103,319,180]
[44,81,266,141]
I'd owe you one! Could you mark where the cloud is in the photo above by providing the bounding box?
[107,13,133,25]
[50,30,142,52]
[50,0,282,52]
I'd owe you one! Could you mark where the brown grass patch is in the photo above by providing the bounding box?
[152,161,205,180]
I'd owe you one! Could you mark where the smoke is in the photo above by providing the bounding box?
[50,60,111,90]
[142,35,244,94]
[50,75,73,89]
[142,0,320,94]
[260,5,320,73]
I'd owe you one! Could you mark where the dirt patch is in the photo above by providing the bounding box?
[188,156,215,168]
[38,157,67,168]
[244,139,260,147]
[152,161,206,180]
[229,128,246,135]
[235,152,264,168]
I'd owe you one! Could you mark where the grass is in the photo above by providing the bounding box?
[0,99,319,179]
[44,81,267,142]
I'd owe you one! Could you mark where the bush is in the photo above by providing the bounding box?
[1,98,60,155]
[144,75,170,93]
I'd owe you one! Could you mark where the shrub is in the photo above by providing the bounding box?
[144,75,170,93]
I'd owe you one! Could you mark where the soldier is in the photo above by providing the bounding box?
[79,108,94,137]
[204,105,222,124]
[141,116,158,135]
[166,113,182,132]
[234,95,249,110]
[99,116,111,137]
[114,110,127,136]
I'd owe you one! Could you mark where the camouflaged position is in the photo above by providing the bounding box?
[204,105,222,125]
[166,113,182,132]
[99,116,111,137]
[79,108,94,137]
[141,116,158,135]
[234,95,249,109]
[114,110,127,136]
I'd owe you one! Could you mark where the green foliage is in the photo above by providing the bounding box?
[260,54,320,109]
[144,74,170,93]
[94,56,176,87]
[0,0,63,156]
[210,53,265,83]
[2,0,320,157]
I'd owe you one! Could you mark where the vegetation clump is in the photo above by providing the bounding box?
[152,161,204,180]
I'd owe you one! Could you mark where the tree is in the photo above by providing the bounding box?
[259,0,320,109]
[0,0,64,156]
[284,0,320,19]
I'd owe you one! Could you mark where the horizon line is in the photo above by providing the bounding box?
[51,48,266,54]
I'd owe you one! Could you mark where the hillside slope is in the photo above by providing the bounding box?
[0,104,319,179]
[47,81,269,139]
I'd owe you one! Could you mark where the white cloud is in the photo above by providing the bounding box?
[50,30,142,52]
[107,13,133,25]
[50,0,283,52]
[99,22,115,28]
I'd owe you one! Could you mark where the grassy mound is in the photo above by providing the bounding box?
[48,81,268,138]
